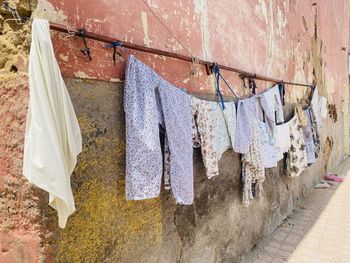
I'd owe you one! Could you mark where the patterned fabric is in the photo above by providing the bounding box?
[296,104,307,127]
[213,104,231,159]
[222,102,236,152]
[124,55,193,204]
[303,108,316,164]
[191,97,219,179]
[235,97,257,154]
[309,106,321,159]
[258,121,278,168]
[242,118,265,206]
[286,111,308,177]
[213,101,236,159]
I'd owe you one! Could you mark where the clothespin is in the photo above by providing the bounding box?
[105,41,123,65]
[76,29,92,61]
[248,78,257,95]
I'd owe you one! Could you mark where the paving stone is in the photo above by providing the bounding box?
[244,159,350,263]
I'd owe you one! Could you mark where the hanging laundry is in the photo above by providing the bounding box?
[191,96,219,179]
[295,104,307,127]
[309,106,321,159]
[275,122,291,161]
[259,84,284,127]
[286,108,308,177]
[258,121,278,168]
[255,97,279,168]
[23,19,82,228]
[213,101,236,160]
[124,55,193,205]
[242,112,265,206]
[235,97,257,154]
[303,108,316,164]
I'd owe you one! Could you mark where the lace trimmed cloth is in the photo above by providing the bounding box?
[124,55,193,204]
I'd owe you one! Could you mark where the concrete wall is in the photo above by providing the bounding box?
[1,0,350,262]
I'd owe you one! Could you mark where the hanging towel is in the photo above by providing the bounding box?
[124,55,193,204]
[23,19,82,228]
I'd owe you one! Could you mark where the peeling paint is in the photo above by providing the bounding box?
[194,0,211,60]
[74,71,96,80]
[141,11,151,47]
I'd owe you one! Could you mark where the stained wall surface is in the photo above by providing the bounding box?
[1,0,350,262]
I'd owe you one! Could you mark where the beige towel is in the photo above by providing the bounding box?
[23,19,82,228]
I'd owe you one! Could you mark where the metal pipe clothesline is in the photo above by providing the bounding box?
[49,21,313,88]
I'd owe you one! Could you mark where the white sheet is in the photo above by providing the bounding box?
[23,19,82,228]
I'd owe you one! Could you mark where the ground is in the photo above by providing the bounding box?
[243,157,350,263]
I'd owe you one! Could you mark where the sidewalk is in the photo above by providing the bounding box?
[244,158,350,263]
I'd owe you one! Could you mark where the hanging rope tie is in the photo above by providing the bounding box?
[212,63,225,110]
[105,41,124,65]
[212,63,240,110]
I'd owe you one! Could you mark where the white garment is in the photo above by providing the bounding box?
[275,123,291,160]
[23,19,82,228]
[260,85,284,125]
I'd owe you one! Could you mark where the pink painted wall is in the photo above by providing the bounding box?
[44,0,349,104]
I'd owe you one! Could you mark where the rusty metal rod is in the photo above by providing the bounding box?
[49,22,313,88]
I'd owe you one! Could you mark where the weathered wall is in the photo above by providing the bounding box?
[1,0,350,262]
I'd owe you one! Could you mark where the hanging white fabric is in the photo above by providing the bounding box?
[23,19,82,228]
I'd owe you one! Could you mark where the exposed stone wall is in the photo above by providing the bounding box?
[0,0,52,262]
[1,0,350,262]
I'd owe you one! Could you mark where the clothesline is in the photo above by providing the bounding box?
[2,0,313,88]
[49,22,314,88]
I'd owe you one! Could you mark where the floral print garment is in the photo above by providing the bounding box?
[286,111,308,177]
[191,97,219,179]
[309,106,321,159]
[124,55,193,204]
[242,118,265,206]
[303,108,316,164]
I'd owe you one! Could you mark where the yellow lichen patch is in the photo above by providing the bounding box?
[55,179,162,263]
[54,114,163,262]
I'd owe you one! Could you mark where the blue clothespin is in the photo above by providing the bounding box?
[105,41,123,65]
[212,63,225,110]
